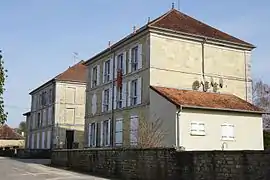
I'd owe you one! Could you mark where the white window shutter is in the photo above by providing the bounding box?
[108,119,111,146]
[100,121,103,146]
[94,122,97,147]
[109,87,112,111]
[47,130,51,149]
[88,124,91,146]
[138,44,143,69]
[101,90,104,112]
[110,59,113,81]
[128,49,132,73]
[102,62,106,83]
[114,56,118,79]
[113,86,117,109]
[97,65,100,85]
[127,81,131,106]
[123,51,127,75]
[137,77,142,105]
[122,82,127,108]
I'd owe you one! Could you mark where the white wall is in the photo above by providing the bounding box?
[178,109,264,151]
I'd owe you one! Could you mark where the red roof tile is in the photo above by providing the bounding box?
[54,60,87,83]
[0,124,24,140]
[150,9,254,47]
[30,60,87,94]
[151,86,262,113]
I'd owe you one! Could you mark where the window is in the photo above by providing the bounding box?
[130,116,139,146]
[117,54,124,71]
[103,60,110,83]
[92,66,98,87]
[117,86,123,108]
[37,113,41,128]
[190,122,205,136]
[89,123,96,147]
[101,120,110,146]
[221,123,234,141]
[103,89,110,112]
[115,119,123,146]
[131,79,138,106]
[131,46,138,71]
[49,89,53,104]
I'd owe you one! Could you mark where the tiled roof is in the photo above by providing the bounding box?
[151,86,262,113]
[54,60,87,83]
[0,124,24,140]
[29,60,87,94]
[149,9,254,47]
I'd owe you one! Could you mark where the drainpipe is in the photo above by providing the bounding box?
[176,106,183,149]
[111,51,116,147]
[201,38,207,89]
[244,51,248,102]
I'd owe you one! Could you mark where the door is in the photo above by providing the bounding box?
[66,130,74,149]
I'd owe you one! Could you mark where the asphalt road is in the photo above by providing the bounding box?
[0,157,111,180]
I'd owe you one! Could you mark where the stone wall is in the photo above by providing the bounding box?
[51,148,270,180]
[0,149,51,159]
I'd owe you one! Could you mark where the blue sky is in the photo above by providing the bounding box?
[0,0,269,127]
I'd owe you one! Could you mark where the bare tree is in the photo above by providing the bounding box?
[127,114,167,148]
[253,79,270,129]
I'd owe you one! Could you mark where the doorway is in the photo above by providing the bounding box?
[66,130,74,149]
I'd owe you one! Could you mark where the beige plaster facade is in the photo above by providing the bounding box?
[26,80,86,149]
[84,23,254,148]
[149,88,264,150]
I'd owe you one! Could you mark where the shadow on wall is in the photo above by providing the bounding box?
[53,126,84,150]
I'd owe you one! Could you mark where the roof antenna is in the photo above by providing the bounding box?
[108,41,111,48]
[73,52,79,64]
[147,17,151,24]
[172,2,175,9]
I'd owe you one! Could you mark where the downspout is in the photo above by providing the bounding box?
[244,51,248,102]
[201,38,206,85]
[111,51,116,147]
[176,106,183,150]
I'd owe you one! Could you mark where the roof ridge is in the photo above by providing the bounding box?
[148,8,176,27]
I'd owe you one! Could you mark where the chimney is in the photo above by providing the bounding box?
[108,41,111,48]
[133,26,137,33]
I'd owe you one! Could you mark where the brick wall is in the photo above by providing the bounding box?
[51,148,270,180]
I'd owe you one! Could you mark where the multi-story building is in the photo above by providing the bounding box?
[24,61,87,149]
[83,8,263,150]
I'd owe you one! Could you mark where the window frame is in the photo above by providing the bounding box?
[102,120,110,146]
[131,46,139,71]
[104,59,111,83]
[89,123,96,146]
[117,53,124,71]
[103,89,110,112]
[117,86,123,109]
[92,66,98,87]
[131,79,138,106]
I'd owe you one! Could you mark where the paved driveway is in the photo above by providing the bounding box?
[0,157,111,180]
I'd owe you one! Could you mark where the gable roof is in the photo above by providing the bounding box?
[149,9,254,47]
[30,60,87,94]
[84,9,254,65]
[0,124,24,140]
[151,86,262,113]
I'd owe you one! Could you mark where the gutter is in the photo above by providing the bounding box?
[182,105,264,114]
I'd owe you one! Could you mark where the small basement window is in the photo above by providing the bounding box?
[190,122,205,136]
